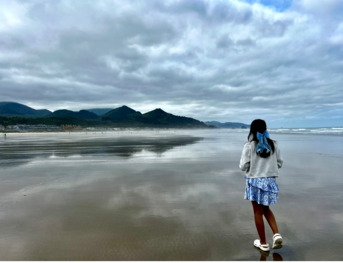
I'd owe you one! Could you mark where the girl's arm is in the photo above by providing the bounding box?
[239,143,251,171]
[276,146,283,168]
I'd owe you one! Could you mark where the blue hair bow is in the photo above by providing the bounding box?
[256,130,270,153]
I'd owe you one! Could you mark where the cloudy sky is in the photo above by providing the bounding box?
[0,0,342,128]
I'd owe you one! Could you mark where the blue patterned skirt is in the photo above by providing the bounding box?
[244,176,279,206]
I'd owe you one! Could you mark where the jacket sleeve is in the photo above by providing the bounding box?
[276,145,283,169]
[239,143,251,171]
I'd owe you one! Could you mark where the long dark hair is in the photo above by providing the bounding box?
[247,119,276,158]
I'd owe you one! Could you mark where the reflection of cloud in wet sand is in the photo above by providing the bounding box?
[0,165,244,260]
[0,135,203,168]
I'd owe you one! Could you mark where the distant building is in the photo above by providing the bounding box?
[4,124,60,131]
[16,124,28,130]
[5,125,19,130]
[0,125,4,130]
[27,124,60,131]
[61,124,81,130]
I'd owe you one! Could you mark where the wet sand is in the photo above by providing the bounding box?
[0,130,342,260]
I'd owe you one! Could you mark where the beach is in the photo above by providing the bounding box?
[0,129,342,260]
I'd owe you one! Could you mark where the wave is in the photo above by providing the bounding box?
[268,127,343,136]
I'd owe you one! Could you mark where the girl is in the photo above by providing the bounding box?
[239,119,283,252]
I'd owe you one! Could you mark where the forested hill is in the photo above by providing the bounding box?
[205,121,250,128]
[101,106,210,128]
[0,102,51,117]
[0,102,215,128]
[47,109,99,120]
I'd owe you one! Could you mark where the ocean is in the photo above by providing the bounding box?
[227,126,343,136]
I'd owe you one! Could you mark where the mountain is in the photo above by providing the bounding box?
[101,106,209,128]
[0,102,51,117]
[102,105,141,120]
[143,108,168,119]
[143,108,208,127]
[0,106,24,116]
[0,102,214,129]
[205,121,250,128]
[86,108,114,116]
[47,109,100,120]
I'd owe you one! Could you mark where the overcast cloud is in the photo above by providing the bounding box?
[0,0,342,127]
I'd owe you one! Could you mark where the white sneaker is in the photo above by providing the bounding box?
[272,233,283,249]
[254,239,270,251]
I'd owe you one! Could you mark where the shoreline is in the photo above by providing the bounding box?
[0,128,213,134]
[0,129,213,136]
[1,129,343,137]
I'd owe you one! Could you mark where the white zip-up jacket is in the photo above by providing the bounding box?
[239,141,283,178]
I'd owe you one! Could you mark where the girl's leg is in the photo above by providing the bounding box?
[251,201,266,244]
[262,206,279,235]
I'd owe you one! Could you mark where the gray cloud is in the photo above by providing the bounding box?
[0,0,342,127]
